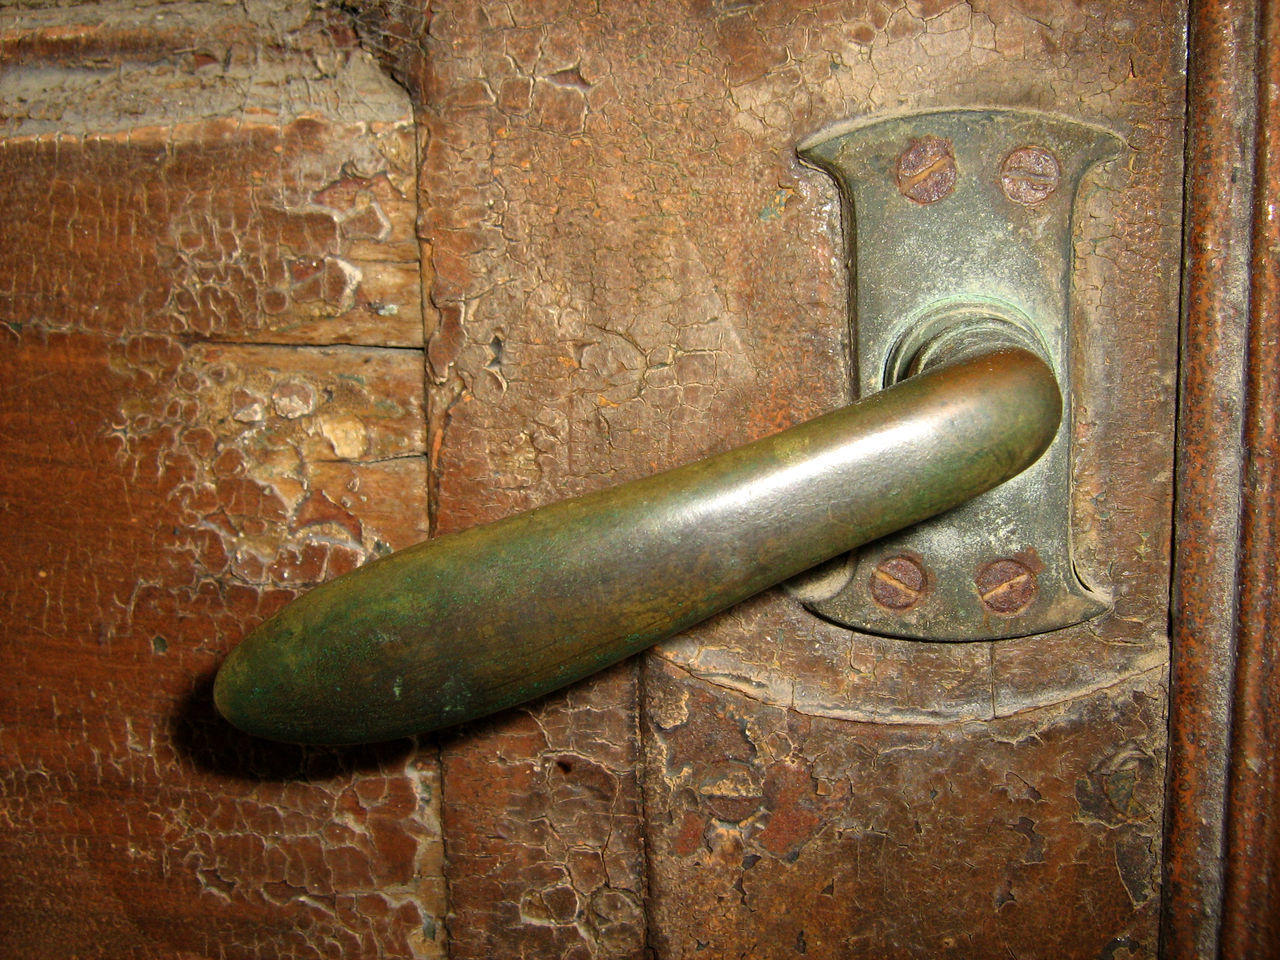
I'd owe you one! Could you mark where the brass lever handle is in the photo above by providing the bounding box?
[214,346,1060,745]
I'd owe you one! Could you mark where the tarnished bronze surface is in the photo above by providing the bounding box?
[797,109,1117,641]
[215,348,1060,744]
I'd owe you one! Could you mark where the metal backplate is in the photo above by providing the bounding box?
[795,109,1119,641]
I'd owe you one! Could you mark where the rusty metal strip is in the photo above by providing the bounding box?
[1219,0,1280,953]
[1163,0,1262,956]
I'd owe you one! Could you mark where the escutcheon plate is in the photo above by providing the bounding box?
[794,109,1121,641]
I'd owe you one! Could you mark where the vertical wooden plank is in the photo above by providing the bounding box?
[1162,0,1262,955]
[1219,0,1280,952]
[406,1,1185,957]
[614,0,1181,955]
[0,5,447,957]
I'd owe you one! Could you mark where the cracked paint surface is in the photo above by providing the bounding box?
[2,0,1185,956]
[0,3,445,957]
[644,657,1167,958]
[405,0,1184,955]
[440,663,646,960]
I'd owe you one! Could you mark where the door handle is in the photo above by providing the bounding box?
[215,107,1120,745]
[214,341,1060,745]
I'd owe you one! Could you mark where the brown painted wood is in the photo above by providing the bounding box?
[1218,0,1280,952]
[1161,0,1273,956]
[0,5,446,957]
[403,1,1185,957]
[643,658,1167,957]
[10,0,1274,958]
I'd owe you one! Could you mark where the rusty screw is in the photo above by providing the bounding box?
[870,555,928,610]
[895,136,957,204]
[1000,145,1060,206]
[975,559,1038,615]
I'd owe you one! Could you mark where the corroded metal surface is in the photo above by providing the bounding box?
[797,108,1117,641]
[215,348,1060,744]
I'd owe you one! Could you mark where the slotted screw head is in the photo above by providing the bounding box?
[896,136,958,204]
[975,559,1038,615]
[1000,145,1060,205]
[871,555,928,610]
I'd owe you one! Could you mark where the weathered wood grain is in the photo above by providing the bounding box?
[409,0,1184,955]
[0,4,445,957]
[1,0,1189,956]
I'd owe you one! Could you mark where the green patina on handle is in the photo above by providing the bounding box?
[213,347,1060,745]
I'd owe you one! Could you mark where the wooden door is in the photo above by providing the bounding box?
[1,1,1274,957]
